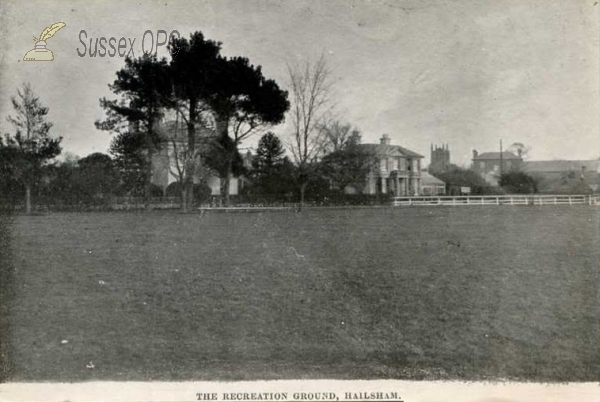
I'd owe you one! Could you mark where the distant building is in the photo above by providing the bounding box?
[420,170,446,196]
[358,134,424,196]
[471,149,523,186]
[149,119,246,196]
[429,143,450,172]
[524,159,599,193]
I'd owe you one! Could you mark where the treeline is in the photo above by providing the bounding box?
[0,128,381,210]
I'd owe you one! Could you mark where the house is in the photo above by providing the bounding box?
[358,134,424,196]
[523,159,600,193]
[149,119,246,196]
[420,170,446,196]
[471,149,523,186]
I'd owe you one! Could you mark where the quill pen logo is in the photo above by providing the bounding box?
[23,22,66,61]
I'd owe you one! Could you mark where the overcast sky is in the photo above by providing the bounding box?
[0,0,598,166]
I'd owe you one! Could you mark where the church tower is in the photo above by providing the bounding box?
[429,143,450,173]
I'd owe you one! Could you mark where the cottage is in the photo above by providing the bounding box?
[420,170,446,196]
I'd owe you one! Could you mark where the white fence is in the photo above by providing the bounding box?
[392,194,600,207]
[111,197,181,210]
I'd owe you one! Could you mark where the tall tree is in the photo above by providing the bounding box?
[96,54,171,206]
[207,56,289,205]
[168,32,222,211]
[287,54,334,207]
[250,132,295,198]
[3,83,62,213]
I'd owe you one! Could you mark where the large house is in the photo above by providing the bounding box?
[358,134,424,196]
[471,149,523,185]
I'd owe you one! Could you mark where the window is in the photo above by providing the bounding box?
[479,162,485,169]
[493,165,499,172]
[506,160,512,168]
[380,158,387,172]
[399,158,406,171]
[391,158,398,171]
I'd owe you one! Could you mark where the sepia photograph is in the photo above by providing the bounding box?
[0,1,598,401]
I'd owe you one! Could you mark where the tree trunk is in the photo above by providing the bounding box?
[223,156,233,207]
[215,117,231,207]
[144,148,154,210]
[183,98,198,213]
[181,186,187,213]
[299,181,307,210]
[25,184,31,214]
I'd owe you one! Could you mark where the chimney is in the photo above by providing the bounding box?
[517,148,522,158]
[472,149,478,158]
[380,134,391,145]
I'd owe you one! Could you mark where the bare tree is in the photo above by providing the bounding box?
[319,120,362,155]
[507,142,531,160]
[287,54,335,207]
[163,109,214,205]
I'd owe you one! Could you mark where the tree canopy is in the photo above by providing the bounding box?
[3,83,62,212]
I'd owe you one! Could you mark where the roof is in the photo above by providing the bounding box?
[359,143,424,158]
[420,171,445,186]
[473,151,521,160]
[524,160,600,173]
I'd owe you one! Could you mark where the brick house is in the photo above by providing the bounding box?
[471,149,523,186]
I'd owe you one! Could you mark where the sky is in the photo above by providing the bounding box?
[0,0,598,166]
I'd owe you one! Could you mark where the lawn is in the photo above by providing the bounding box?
[0,206,598,382]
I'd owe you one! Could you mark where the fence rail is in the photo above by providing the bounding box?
[392,194,600,207]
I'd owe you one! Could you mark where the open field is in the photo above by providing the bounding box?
[0,206,598,382]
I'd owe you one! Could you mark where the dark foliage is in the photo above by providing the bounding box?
[109,131,148,196]
[499,171,538,194]
[247,132,296,198]
[319,134,375,194]
[170,33,289,205]
[431,165,494,195]
[96,54,172,201]
[165,181,212,204]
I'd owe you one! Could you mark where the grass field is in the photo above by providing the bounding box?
[0,206,598,382]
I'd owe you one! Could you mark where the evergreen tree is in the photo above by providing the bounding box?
[3,83,62,213]
[96,54,171,205]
